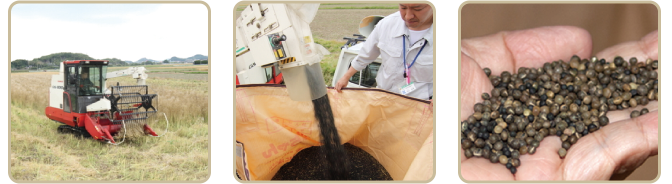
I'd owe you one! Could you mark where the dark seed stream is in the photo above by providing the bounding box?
[311,95,349,180]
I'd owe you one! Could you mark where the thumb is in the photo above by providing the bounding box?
[560,111,658,180]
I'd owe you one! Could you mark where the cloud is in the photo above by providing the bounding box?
[10,4,208,61]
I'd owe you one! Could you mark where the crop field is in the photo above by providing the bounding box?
[9,65,209,181]
[110,65,209,80]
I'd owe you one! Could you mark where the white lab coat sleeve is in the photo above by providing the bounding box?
[350,24,382,71]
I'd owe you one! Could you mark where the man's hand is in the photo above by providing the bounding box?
[460,26,658,180]
[335,66,360,92]
[335,76,349,92]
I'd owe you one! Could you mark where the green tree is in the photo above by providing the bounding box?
[11,59,29,69]
[163,59,169,63]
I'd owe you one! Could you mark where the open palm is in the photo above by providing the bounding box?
[459,26,659,180]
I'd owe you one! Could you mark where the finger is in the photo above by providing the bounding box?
[460,52,494,119]
[461,157,515,180]
[560,110,658,180]
[604,101,658,125]
[515,136,564,180]
[596,30,659,61]
[462,26,593,76]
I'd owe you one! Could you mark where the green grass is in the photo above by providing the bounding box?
[315,37,346,86]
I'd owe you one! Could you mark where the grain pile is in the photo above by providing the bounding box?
[461,56,658,174]
[272,143,393,180]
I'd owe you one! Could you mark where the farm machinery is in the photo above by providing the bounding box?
[235,3,331,101]
[45,60,161,144]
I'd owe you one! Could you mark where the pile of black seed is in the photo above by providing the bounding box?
[311,95,349,180]
[272,143,393,180]
[461,56,658,174]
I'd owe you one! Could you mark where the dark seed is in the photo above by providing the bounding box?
[519,145,528,155]
[484,68,492,77]
[558,148,567,158]
[641,108,649,115]
[494,141,503,151]
[511,158,520,167]
[510,167,517,174]
[490,154,499,163]
[562,141,571,150]
[547,113,554,121]
[588,124,598,132]
[475,138,485,148]
[472,148,483,157]
[598,116,609,126]
[481,93,490,100]
[569,135,578,144]
[637,85,648,96]
[462,139,473,149]
[631,110,641,118]
[528,146,537,154]
[614,56,625,66]
[499,155,508,164]
[511,150,520,159]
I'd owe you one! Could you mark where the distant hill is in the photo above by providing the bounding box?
[169,56,186,62]
[187,54,208,60]
[168,54,208,63]
[33,52,95,64]
[10,52,207,70]
[136,57,159,63]
[99,58,130,66]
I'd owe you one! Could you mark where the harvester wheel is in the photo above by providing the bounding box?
[57,125,69,134]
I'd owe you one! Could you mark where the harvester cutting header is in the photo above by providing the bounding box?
[45,60,163,144]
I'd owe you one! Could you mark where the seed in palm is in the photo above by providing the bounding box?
[461,56,658,172]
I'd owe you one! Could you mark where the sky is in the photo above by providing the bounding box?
[10,3,208,62]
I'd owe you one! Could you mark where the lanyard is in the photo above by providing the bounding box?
[403,35,427,85]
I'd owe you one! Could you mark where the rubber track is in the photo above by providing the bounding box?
[57,125,92,138]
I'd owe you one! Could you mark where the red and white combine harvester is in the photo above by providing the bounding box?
[45,60,163,144]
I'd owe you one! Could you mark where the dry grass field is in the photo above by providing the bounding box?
[9,65,209,181]
[310,9,398,41]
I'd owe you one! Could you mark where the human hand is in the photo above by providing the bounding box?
[459,26,658,180]
[334,76,349,92]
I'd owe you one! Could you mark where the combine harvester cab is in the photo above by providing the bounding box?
[45,60,160,144]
